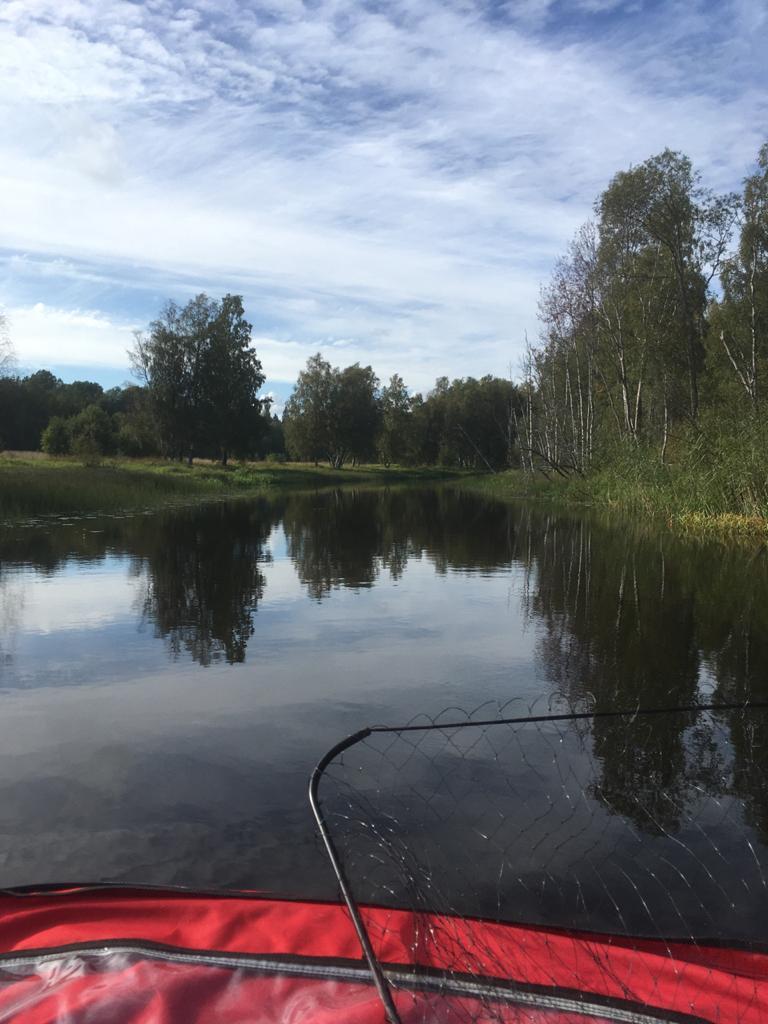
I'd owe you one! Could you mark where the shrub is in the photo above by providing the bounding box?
[41,416,71,455]
[70,404,115,457]
[72,434,103,467]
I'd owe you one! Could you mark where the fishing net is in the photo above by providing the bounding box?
[310,699,768,1023]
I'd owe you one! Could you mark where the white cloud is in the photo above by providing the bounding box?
[0,0,765,387]
[7,303,138,368]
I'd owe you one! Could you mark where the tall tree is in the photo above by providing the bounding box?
[599,150,737,422]
[283,356,380,468]
[334,363,380,466]
[131,294,265,462]
[131,298,204,460]
[417,375,522,470]
[378,374,412,466]
[529,148,743,475]
[711,143,768,408]
[200,294,266,464]
[537,225,599,471]
[283,354,336,464]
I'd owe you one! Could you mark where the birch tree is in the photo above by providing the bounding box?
[712,143,768,408]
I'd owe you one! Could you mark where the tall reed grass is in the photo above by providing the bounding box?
[465,416,768,539]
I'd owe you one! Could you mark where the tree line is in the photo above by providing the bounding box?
[1,141,764,473]
[282,354,521,470]
[0,296,285,463]
[0,298,524,470]
[0,370,151,458]
[0,367,285,463]
[523,143,767,477]
[282,143,767,479]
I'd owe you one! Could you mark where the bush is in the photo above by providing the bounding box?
[41,416,71,455]
[265,452,287,463]
[114,406,161,457]
[70,404,115,457]
[72,434,103,467]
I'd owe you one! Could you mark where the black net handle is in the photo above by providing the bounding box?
[309,727,402,1024]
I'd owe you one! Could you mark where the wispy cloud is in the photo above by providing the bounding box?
[0,0,765,391]
[5,303,139,369]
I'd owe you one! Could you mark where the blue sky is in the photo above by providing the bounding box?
[0,0,765,409]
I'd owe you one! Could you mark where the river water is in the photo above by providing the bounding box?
[1,486,767,938]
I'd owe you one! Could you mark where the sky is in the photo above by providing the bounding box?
[0,0,766,409]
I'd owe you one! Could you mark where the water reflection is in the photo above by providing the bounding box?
[321,707,765,940]
[138,503,274,665]
[1,488,767,895]
[0,568,23,670]
[283,491,386,599]
[2,489,768,713]
[524,514,702,833]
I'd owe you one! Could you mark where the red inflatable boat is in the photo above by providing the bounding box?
[0,885,766,1022]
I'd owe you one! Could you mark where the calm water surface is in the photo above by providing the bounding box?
[1,486,767,934]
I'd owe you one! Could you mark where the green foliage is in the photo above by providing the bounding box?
[5,140,768,541]
[283,353,333,463]
[283,354,380,468]
[254,414,285,460]
[0,371,156,454]
[131,293,266,463]
[527,141,763,515]
[41,416,71,455]
[473,411,768,538]
[708,144,768,408]
[335,363,380,465]
[0,298,277,462]
[72,434,103,467]
[69,404,115,458]
[40,404,117,460]
[283,358,522,471]
[115,388,162,457]
[377,374,411,466]
[55,380,104,418]
[430,375,520,469]
[199,293,267,463]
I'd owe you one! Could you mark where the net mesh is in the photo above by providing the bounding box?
[312,700,768,1023]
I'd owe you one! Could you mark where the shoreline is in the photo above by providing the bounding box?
[0,455,461,522]
[4,456,767,542]
[459,470,768,542]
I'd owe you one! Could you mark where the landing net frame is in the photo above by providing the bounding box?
[309,698,768,1024]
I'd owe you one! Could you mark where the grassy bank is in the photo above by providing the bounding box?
[464,447,768,541]
[0,454,459,520]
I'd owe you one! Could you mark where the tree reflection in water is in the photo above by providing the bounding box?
[137,502,277,665]
[1,488,768,874]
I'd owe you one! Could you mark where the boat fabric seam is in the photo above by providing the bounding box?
[0,942,373,982]
[0,941,710,1024]
[394,972,710,1024]
[386,967,713,1024]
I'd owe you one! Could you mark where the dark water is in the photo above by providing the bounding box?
[1,486,768,937]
